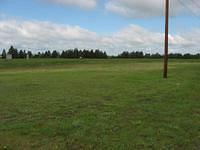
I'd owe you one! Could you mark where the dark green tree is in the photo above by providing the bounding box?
[2,49,6,59]
[8,46,19,58]
[19,50,26,58]
[118,51,129,58]
[27,51,33,58]
[51,50,60,58]
[150,53,162,58]
[74,48,79,58]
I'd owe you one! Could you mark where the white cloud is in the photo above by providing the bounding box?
[0,19,199,55]
[0,19,98,50]
[42,0,97,9]
[105,0,200,18]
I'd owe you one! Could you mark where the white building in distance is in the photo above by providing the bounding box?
[6,54,12,60]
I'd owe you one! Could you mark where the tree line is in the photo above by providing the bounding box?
[1,46,107,59]
[1,46,200,59]
[117,51,200,59]
[1,46,33,59]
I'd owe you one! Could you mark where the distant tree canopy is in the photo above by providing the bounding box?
[2,49,6,59]
[8,46,19,58]
[1,46,107,59]
[1,46,200,59]
[3,46,30,59]
[118,51,145,58]
[117,51,200,59]
[52,50,60,58]
[60,49,107,59]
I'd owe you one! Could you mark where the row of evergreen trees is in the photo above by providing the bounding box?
[1,46,200,59]
[1,46,32,59]
[117,51,200,59]
[1,46,107,59]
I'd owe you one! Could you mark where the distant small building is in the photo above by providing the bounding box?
[6,54,12,60]
[26,54,29,60]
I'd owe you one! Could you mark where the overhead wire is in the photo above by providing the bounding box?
[190,0,200,10]
[175,0,200,32]
[169,0,200,53]
[176,0,200,18]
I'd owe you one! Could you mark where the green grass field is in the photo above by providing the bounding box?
[0,59,199,149]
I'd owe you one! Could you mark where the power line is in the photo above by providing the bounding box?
[176,0,200,27]
[171,0,200,59]
[190,0,200,10]
[177,0,200,18]
[172,0,200,30]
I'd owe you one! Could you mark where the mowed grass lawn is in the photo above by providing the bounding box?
[0,59,199,149]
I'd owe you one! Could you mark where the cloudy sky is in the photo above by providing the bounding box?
[0,0,200,54]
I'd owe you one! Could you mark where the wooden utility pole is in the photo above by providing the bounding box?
[163,0,169,78]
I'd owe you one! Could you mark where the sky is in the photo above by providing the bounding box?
[0,0,200,55]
